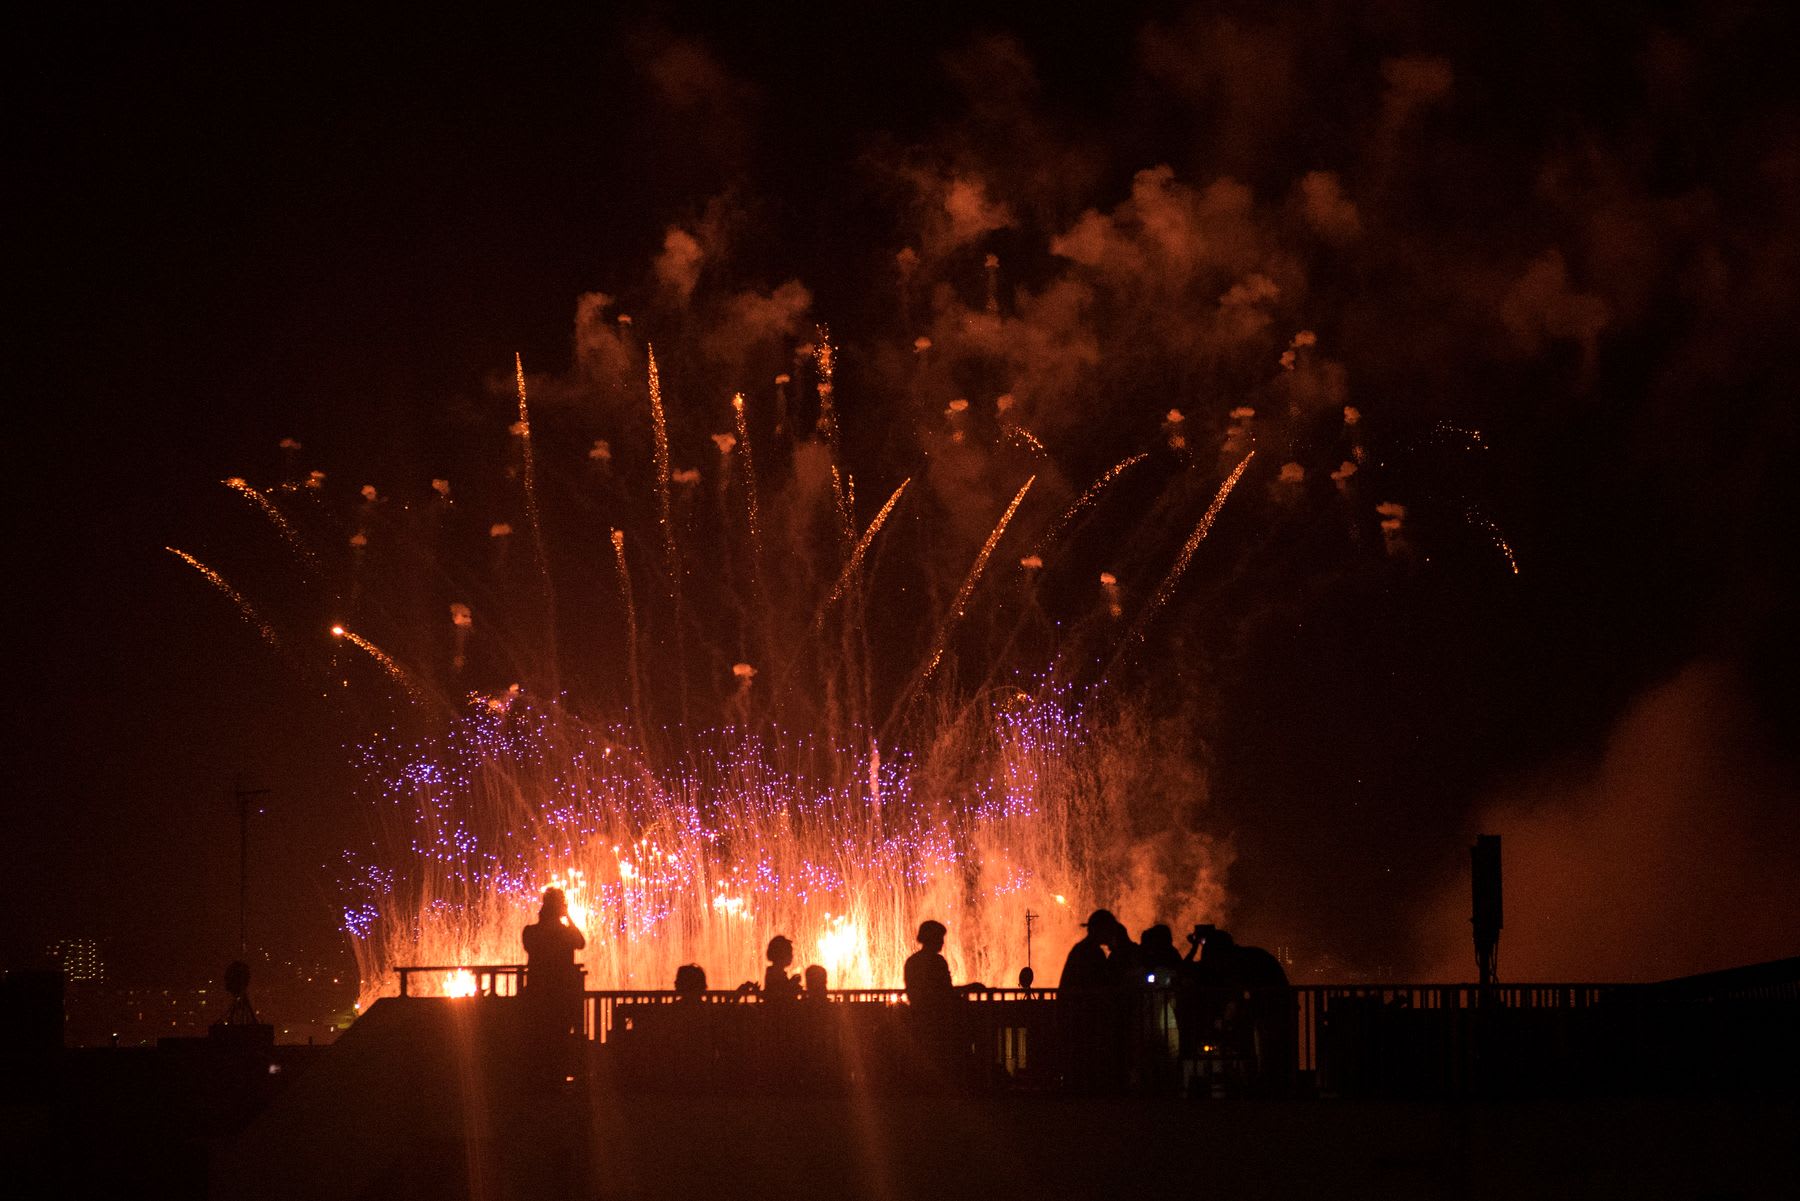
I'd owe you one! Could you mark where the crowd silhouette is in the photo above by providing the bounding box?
[520,889,1291,1095]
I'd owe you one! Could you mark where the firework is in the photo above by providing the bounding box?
[913,475,1036,687]
[222,477,314,568]
[1127,451,1255,644]
[164,547,279,648]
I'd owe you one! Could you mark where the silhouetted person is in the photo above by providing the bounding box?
[522,887,587,1082]
[1059,910,1115,993]
[762,935,802,1000]
[1100,917,1141,986]
[803,964,829,1000]
[1134,925,1183,1089]
[1140,925,1181,987]
[1060,909,1130,1091]
[904,920,955,1013]
[1186,925,1294,1093]
[673,963,708,1000]
[904,919,974,1090]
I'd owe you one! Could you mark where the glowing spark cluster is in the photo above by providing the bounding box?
[341,692,1132,1002]
[164,547,279,648]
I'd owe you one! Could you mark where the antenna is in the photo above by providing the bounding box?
[1020,909,1038,990]
[231,782,272,954]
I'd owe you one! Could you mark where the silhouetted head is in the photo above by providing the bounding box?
[1081,909,1119,942]
[539,887,568,921]
[674,963,707,997]
[916,919,947,952]
[804,964,828,995]
[1141,924,1174,952]
[766,935,794,968]
[1191,923,1233,952]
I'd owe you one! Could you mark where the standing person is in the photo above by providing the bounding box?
[903,920,955,1012]
[1060,909,1123,1092]
[904,919,974,1089]
[1058,910,1115,992]
[1139,925,1182,987]
[521,887,587,1082]
[762,935,803,1000]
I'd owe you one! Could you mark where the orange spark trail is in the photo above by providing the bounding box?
[916,474,1036,684]
[164,547,279,648]
[1007,427,1047,456]
[610,529,648,747]
[330,624,424,703]
[1041,453,1148,549]
[646,345,676,574]
[515,354,559,687]
[221,477,314,567]
[1128,451,1254,642]
[732,393,764,558]
[814,329,853,539]
[1466,509,1521,575]
[819,478,912,615]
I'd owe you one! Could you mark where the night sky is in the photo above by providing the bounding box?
[11,2,1799,987]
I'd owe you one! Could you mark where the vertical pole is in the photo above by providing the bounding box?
[232,784,271,957]
[238,792,249,954]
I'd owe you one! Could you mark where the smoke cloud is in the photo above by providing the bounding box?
[1416,661,1800,981]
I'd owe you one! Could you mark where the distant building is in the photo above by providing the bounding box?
[49,938,104,983]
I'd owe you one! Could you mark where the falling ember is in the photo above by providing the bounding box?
[815,328,854,538]
[1466,509,1520,574]
[330,624,424,702]
[1099,571,1123,619]
[164,547,280,648]
[1128,451,1255,642]
[1042,453,1148,548]
[221,477,314,566]
[450,603,473,671]
[646,345,676,574]
[1008,427,1047,455]
[1376,502,1408,556]
[915,475,1036,685]
[820,478,912,613]
[610,529,643,724]
[732,393,764,562]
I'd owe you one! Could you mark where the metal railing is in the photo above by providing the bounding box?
[382,962,1799,1097]
[393,964,528,998]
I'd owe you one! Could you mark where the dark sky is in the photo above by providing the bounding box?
[10,2,1799,985]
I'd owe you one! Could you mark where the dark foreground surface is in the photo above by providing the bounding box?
[581,1093,1800,1201]
[7,994,1796,1199]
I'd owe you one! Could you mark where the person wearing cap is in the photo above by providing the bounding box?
[1059,909,1117,992]
[1060,908,1130,1092]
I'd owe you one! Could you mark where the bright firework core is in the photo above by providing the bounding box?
[341,690,1173,1003]
[202,327,1250,1006]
